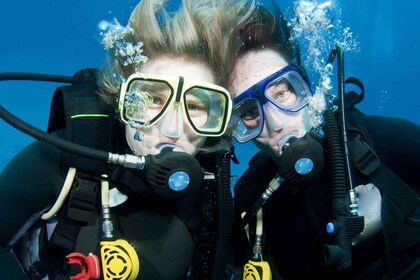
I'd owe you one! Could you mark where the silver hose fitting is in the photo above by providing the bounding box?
[108,153,146,170]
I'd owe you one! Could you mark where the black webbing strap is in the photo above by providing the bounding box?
[349,134,419,225]
[47,68,115,174]
[67,176,99,223]
[62,83,115,173]
[49,174,99,251]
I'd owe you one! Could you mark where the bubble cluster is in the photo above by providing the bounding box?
[291,1,337,72]
[99,18,148,67]
[378,89,390,113]
[289,0,359,129]
[124,88,153,129]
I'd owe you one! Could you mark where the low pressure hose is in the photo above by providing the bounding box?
[322,46,364,270]
[0,72,146,169]
[0,72,73,83]
[323,109,351,269]
[211,149,234,280]
[0,73,108,159]
[0,104,110,162]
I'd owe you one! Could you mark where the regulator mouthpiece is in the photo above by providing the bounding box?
[277,130,324,183]
[278,131,299,154]
[156,143,183,154]
[144,146,204,200]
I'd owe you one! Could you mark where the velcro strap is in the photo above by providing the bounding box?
[349,134,419,224]
[349,134,381,176]
[68,177,99,222]
[50,175,99,251]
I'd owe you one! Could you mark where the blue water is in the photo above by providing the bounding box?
[0,0,419,178]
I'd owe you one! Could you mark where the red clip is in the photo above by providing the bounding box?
[66,252,101,280]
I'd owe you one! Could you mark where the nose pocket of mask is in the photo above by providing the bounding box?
[161,102,183,138]
[263,102,287,131]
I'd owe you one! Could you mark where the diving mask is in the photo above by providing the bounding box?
[119,74,232,137]
[233,65,312,143]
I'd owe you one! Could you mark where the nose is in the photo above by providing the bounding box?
[161,102,184,138]
[263,102,287,133]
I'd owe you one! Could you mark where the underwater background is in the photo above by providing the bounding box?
[0,0,419,179]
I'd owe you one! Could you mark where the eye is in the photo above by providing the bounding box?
[185,95,210,128]
[236,99,260,121]
[239,107,259,120]
[187,102,205,111]
[273,89,292,100]
[185,90,210,115]
[151,95,164,105]
[266,81,297,106]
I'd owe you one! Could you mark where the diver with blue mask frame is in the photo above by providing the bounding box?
[227,1,420,279]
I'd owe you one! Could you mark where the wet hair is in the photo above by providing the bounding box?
[231,0,300,66]
[97,0,251,153]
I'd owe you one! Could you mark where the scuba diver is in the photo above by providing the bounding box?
[0,0,249,279]
[225,1,420,279]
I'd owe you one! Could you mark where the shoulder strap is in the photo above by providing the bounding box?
[348,132,419,225]
[46,68,114,253]
[49,171,100,252]
[342,78,419,225]
[47,68,116,174]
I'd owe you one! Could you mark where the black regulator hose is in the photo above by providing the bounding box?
[211,149,234,280]
[0,72,73,83]
[0,72,109,162]
[0,72,147,171]
[1,72,207,197]
[0,103,110,162]
[322,46,364,270]
[323,109,351,269]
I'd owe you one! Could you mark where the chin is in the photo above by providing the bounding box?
[254,142,278,158]
[133,146,156,156]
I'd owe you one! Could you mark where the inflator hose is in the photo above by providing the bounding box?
[323,109,351,269]
[0,72,73,83]
[211,150,234,280]
[321,45,355,270]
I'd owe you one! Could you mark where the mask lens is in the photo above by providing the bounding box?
[233,97,263,142]
[121,75,231,136]
[124,79,173,125]
[265,71,310,111]
[184,86,229,135]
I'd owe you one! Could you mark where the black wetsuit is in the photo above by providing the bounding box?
[232,115,420,279]
[0,131,219,279]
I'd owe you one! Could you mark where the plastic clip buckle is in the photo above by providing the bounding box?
[349,134,380,177]
[68,177,98,222]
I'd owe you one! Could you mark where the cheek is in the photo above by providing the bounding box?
[186,135,207,155]
[125,126,156,155]
[285,110,308,131]
[125,126,136,143]
[301,107,312,132]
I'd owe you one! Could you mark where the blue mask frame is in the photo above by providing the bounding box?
[232,65,312,143]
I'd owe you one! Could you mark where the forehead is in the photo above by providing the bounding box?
[140,55,216,84]
[229,49,289,98]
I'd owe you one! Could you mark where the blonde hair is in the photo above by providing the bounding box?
[97,0,254,153]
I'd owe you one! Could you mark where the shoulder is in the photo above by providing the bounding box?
[358,115,420,187]
[360,115,420,137]
[0,133,65,194]
[0,136,65,245]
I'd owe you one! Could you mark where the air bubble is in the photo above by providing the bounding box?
[99,18,148,67]
[288,0,359,129]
